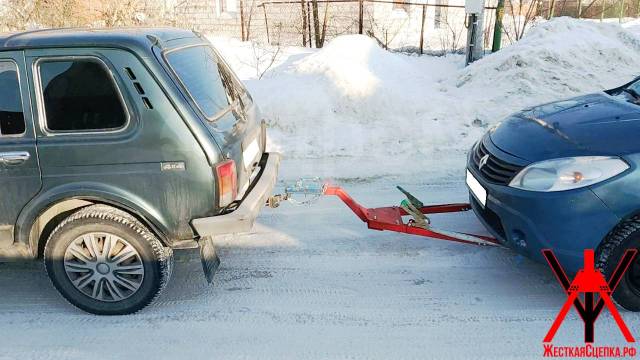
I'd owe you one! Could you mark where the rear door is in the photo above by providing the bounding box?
[0,51,41,248]
[161,44,264,198]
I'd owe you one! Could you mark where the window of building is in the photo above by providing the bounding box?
[38,59,128,132]
[0,62,25,136]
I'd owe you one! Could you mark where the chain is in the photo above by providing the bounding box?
[284,177,325,206]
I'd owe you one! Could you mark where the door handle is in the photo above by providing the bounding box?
[0,151,30,165]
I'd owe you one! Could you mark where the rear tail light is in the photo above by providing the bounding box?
[216,159,237,208]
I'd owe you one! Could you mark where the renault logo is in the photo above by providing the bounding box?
[478,154,490,170]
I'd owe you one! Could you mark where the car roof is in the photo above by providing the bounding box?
[0,27,200,52]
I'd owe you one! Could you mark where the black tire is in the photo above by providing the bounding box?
[44,204,173,315]
[596,216,640,312]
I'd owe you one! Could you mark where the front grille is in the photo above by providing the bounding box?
[470,196,506,239]
[471,141,523,185]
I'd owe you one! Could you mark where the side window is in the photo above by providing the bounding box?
[38,58,128,132]
[0,61,25,136]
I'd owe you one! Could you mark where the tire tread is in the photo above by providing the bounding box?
[44,204,173,314]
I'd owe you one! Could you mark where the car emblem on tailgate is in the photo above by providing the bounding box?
[478,154,489,170]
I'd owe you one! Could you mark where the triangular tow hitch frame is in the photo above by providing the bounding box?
[322,185,500,247]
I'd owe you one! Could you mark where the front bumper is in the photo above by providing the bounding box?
[192,152,281,237]
[467,153,620,274]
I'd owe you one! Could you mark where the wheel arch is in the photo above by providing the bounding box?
[16,182,173,256]
[596,208,640,250]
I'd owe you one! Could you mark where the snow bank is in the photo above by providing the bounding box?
[213,35,463,171]
[210,18,640,179]
[455,18,640,119]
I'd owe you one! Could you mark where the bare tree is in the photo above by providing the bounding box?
[98,0,145,27]
[241,0,260,41]
[437,17,465,54]
[0,0,158,30]
[365,6,408,50]
[504,0,538,43]
[241,26,283,79]
[0,0,39,30]
[0,0,89,30]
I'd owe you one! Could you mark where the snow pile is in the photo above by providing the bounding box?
[455,18,640,120]
[210,18,640,178]
[227,35,464,168]
[294,35,420,99]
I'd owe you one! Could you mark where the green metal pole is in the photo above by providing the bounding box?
[491,0,505,52]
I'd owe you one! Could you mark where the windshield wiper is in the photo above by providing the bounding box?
[622,88,640,102]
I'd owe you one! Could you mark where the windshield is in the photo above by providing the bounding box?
[619,79,640,105]
[166,45,240,119]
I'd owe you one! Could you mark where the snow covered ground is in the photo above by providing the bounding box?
[2,17,640,359]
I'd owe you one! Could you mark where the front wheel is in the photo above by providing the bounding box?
[596,216,640,312]
[44,205,173,315]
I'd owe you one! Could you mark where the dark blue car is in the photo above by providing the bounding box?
[466,81,640,311]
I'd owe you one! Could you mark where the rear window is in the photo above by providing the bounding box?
[165,45,239,119]
[0,62,25,136]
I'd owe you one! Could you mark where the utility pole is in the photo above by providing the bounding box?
[465,0,485,65]
[491,0,504,52]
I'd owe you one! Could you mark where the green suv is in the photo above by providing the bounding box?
[0,28,280,315]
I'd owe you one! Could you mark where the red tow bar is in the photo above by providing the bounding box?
[324,186,500,247]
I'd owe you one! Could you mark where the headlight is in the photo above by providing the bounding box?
[509,156,629,192]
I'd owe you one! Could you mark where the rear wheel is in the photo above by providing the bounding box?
[596,216,640,312]
[44,205,173,315]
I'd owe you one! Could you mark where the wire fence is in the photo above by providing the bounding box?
[250,0,499,53]
[537,0,640,19]
[241,0,640,53]
[2,0,639,53]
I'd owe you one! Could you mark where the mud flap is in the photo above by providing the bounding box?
[199,236,220,284]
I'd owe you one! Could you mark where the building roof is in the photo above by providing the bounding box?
[0,27,199,51]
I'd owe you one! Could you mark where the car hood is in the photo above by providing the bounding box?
[489,93,640,162]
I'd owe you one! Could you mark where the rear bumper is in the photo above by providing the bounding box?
[192,152,281,237]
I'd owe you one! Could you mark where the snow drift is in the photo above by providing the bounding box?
[211,18,640,178]
[454,18,640,119]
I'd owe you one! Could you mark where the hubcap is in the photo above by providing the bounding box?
[63,232,145,302]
